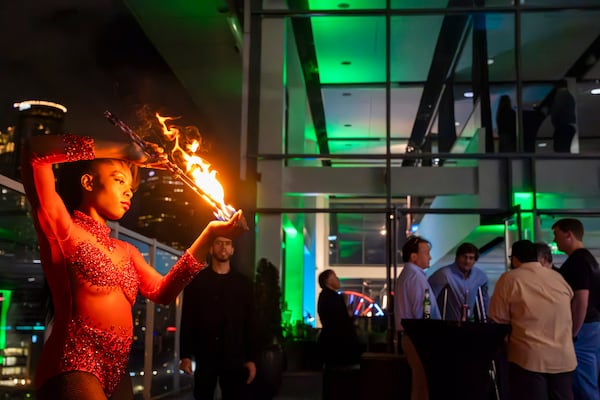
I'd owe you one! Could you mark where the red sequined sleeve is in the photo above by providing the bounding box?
[22,134,95,241]
[132,246,206,305]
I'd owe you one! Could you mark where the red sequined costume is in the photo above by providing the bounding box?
[21,134,203,397]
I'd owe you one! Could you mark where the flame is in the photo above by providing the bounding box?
[156,113,236,220]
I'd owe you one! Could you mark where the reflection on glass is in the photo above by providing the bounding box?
[329,211,386,265]
[0,183,40,397]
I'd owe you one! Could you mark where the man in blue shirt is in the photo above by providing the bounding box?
[428,242,489,321]
[394,236,440,400]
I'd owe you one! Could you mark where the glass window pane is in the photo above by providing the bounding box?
[119,238,150,399]
[329,211,387,265]
[150,248,190,397]
[0,183,40,397]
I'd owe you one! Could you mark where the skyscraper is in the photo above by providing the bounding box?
[10,100,67,180]
[131,169,211,250]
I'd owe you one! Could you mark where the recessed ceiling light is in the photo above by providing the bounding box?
[464,91,474,98]
[487,58,495,65]
[538,142,548,147]
[338,3,350,8]
[341,61,352,66]
[455,122,461,126]
[591,88,600,95]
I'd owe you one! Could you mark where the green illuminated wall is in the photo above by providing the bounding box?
[283,216,304,324]
[0,289,12,363]
[513,192,535,240]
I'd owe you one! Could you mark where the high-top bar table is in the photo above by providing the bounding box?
[402,319,511,400]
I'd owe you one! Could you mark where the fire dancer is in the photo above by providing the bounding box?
[21,133,248,400]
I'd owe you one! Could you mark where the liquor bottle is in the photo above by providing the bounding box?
[461,289,470,322]
[423,288,432,319]
[461,304,469,322]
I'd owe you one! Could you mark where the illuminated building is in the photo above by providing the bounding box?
[0,126,16,178]
[133,169,210,250]
[10,100,67,180]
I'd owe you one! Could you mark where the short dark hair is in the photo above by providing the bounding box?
[511,240,538,263]
[456,242,479,261]
[402,236,431,263]
[552,218,584,241]
[534,242,553,264]
[318,269,334,289]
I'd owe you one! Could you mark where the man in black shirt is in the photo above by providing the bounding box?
[553,218,600,400]
[317,269,361,366]
[179,236,256,399]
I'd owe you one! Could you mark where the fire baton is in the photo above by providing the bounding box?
[104,110,236,221]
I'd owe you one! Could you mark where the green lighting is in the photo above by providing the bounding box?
[513,192,535,240]
[0,289,12,364]
[283,216,304,324]
[473,224,505,235]
[312,16,386,84]
[308,0,386,10]
[513,192,533,210]
[283,224,298,238]
[536,192,567,209]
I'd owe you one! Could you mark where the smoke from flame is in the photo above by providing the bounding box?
[156,113,235,220]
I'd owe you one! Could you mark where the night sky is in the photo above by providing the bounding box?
[0,0,206,139]
[0,0,232,243]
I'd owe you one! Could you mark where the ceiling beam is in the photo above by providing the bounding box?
[403,1,471,166]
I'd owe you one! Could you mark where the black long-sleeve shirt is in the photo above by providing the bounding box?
[180,266,256,369]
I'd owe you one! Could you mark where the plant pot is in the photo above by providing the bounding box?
[255,343,285,399]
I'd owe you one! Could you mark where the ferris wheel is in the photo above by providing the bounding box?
[342,290,385,317]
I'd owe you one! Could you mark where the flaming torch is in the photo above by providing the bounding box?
[104,111,236,221]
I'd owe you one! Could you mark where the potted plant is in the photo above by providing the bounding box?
[254,258,285,399]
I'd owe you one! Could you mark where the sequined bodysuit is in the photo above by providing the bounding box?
[21,135,203,397]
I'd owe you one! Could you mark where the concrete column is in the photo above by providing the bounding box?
[256,18,286,268]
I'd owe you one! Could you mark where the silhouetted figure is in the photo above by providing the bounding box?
[551,80,576,153]
[496,95,517,152]
[317,269,361,367]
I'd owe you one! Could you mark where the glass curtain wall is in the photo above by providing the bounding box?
[252,0,600,342]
